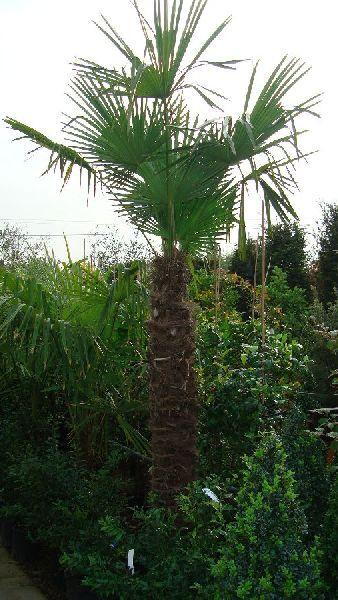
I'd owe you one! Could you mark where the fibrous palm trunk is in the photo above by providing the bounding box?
[148,250,198,506]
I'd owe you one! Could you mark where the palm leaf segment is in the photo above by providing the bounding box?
[5,1,319,254]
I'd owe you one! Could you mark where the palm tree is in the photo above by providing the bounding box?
[4,0,319,505]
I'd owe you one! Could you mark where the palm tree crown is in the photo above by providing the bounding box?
[5,0,319,257]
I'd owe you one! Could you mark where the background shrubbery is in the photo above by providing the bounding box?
[0,205,337,598]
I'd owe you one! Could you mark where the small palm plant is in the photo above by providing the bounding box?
[5,0,319,504]
[0,258,149,465]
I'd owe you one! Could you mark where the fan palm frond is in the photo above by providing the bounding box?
[195,56,320,249]
[4,117,97,191]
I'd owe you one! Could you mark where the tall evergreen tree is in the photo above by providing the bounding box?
[266,222,310,295]
[229,222,311,297]
[317,203,338,305]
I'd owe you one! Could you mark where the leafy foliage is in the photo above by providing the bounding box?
[281,409,329,537]
[227,237,258,284]
[309,406,338,458]
[228,223,311,305]
[0,223,45,269]
[307,298,338,408]
[0,439,130,552]
[265,222,311,296]
[212,433,324,599]
[197,313,314,476]
[0,251,334,596]
[190,267,253,318]
[320,473,338,595]
[61,477,233,599]
[263,266,309,334]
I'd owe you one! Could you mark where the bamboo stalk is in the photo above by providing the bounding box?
[261,198,266,346]
[261,197,266,402]
[215,243,221,323]
[252,236,259,319]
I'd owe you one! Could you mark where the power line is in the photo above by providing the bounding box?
[0,233,113,237]
[0,218,113,225]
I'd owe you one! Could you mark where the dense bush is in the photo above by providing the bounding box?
[227,237,258,284]
[198,313,314,477]
[190,267,253,319]
[212,433,324,599]
[0,437,131,551]
[308,299,338,407]
[321,473,338,596]
[265,223,311,297]
[281,409,329,537]
[61,477,234,599]
[0,261,150,468]
[227,222,311,298]
[263,266,309,335]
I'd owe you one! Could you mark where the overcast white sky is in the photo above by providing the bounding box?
[0,0,337,260]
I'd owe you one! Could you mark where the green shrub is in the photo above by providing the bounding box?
[1,442,130,551]
[61,476,234,599]
[265,223,311,297]
[212,433,323,599]
[310,298,338,331]
[281,409,330,538]
[265,266,309,335]
[316,202,338,306]
[308,299,338,407]
[189,268,253,319]
[198,315,314,477]
[321,473,338,596]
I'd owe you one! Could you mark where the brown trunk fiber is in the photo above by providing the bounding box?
[148,251,198,507]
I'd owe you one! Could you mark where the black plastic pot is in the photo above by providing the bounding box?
[11,525,40,563]
[0,518,14,551]
[65,574,100,600]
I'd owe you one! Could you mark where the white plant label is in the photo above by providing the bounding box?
[202,487,220,503]
[128,548,135,575]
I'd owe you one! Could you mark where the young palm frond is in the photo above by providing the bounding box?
[83,0,234,102]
